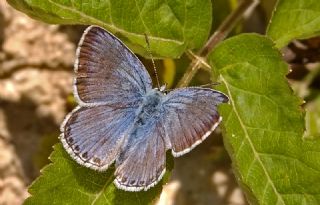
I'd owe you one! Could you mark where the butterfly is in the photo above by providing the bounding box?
[60,25,229,192]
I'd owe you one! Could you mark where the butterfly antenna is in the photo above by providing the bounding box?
[144,33,161,89]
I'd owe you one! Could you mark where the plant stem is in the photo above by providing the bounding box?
[177,0,258,88]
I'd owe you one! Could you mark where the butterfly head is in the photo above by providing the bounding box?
[154,84,167,95]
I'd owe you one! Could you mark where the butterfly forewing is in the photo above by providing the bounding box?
[61,25,229,192]
[62,26,153,171]
[113,88,228,191]
[162,88,229,157]
[74,26,152,107]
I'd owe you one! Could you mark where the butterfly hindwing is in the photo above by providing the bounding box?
[114,117,167,191]
[162,88,228,157]
[61,25,229,192]
[112,88,228,191]
[60,106,137,170]
[74,26,152,107]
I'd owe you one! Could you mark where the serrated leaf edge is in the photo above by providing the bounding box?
[220,75,286,205]
[47,0,184,45]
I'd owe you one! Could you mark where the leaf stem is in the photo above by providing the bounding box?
[177,0,258,88]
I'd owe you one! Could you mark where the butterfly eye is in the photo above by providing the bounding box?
[160,84,166,92]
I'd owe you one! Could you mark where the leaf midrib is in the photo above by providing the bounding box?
[47,0,184,45]
[221,75,286,205]
[91,176,113,205]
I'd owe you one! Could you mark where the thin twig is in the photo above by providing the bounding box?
[177,0,257,88]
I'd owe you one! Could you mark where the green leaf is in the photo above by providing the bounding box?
[304,96,320,140]
[209,34,320,204]
[7,0,212,58]
[267,0,320,48]
[25,143,168,205]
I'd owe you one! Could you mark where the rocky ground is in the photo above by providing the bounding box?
[0,2,246,204]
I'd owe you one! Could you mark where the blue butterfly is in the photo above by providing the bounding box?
[60,26,228,191]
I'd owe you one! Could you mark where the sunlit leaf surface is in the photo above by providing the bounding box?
[25,144,166,205]
[7,0,212,58]
[209,34,320,205]
[267,0,320,48]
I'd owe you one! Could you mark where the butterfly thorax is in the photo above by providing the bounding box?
[135,89,164,126]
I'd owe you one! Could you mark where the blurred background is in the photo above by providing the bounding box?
[0,0,319,204]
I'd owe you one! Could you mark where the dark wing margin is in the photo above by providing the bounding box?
[114,119,167,191]
[162,88,228,157]
[74,25,152,107]
[60,105,136,171]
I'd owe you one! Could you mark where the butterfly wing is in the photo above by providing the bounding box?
[114,118,167,191]
[62,26,154,172]
[162,88,228,157]
[60,105,137,170]
[113,88,227,191]
[74,26,152,107]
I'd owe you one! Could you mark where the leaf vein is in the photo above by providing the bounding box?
[91,176,113,205]
[258,152,320,174]
[221,75,286,205]
[48,0,184,45]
